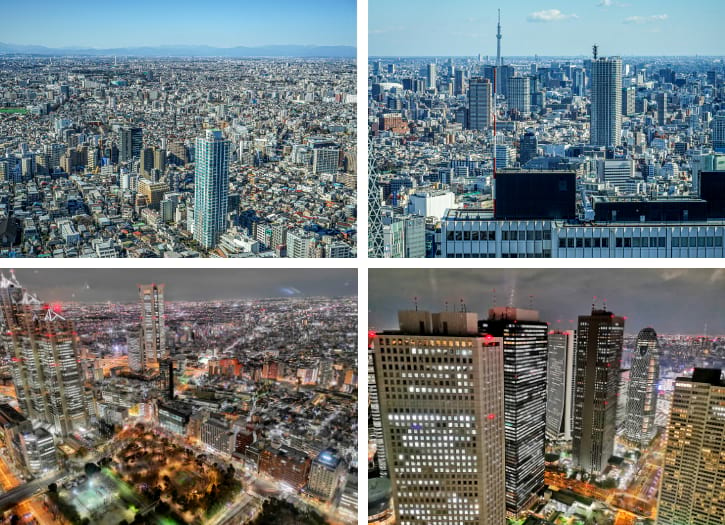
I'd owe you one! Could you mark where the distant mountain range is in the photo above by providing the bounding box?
[0,42,356,58]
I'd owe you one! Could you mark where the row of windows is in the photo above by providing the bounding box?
[446,253,552,258]
[446,230,553,241]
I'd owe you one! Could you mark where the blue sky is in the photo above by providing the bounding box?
[1,0,356,48]
[370,0,724,56]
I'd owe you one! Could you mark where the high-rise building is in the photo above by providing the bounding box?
[119,126,142,162]
[139,283,165,368]
[140,147,155,177]
[426,63,436,90]
[468,77,493,131]
[453,68,465,95]
[373,310,507,525]
[479,307,548,517]
[546,330,576,441]
[0,272,88,437]
[656,92,668,126]
[623,328,660,447]
[658,368,725,525]
[193,129,230,249]
[712,112,725,153]
[590,57,622,147]
[621,86,635,117]
[508,76,530,116]
[307,449,344,502]
[519,131,538,165]
[572,308,624,474]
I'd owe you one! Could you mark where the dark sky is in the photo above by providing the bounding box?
[4,269,356,303]
[370,269,725,336]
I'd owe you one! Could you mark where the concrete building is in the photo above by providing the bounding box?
[307,449,344,502]
[590,57,622,147]
[468,77,493,131]
[658,368,725,525]
[372,310,506,525]
[139,283,165,367]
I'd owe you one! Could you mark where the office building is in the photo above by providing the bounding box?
[307,449,344,502]
[623,328,660,447]
[139,283,165,367]
[468,77,493,131]
[519,131,538,165]
[480,307,548,517]
[546,330,576,441]
[494,170,576,220]
[119,126,142,162]
[426,63,436,90]
[193,129,230,249]
[572,308,624,474]
[590,57,622,147]
[138,178,170,211]
[712,112,725,152]
[372,310,507,525]
[508,76,530,117]
[0,273,88,436]
[621,87,635,117]
[658,368,725,525]
[657,92,668,126]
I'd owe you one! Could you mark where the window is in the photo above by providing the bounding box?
[472,231,479,241]
[559,238,566,248]
[602,238,609,248]
[543,231,551,240]
[567,238,574,248]
[455,231,462,241]
[698,236,706,247]
[624,238,632,248]
[672,237,680,247]
[633,237,640,248]
[576,238,583,248]
[463,231,470,241]
[584,238,592,248]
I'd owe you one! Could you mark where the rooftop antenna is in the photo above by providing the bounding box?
[593,44,599,60]
[603,298,607,311]
[444,300,449,312]
[414,296,418,312]
[592,295,597,312]
[529,295,534,309]
[460,299,467,313]
[492,288,497,308]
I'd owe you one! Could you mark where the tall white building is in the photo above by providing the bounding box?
[508,76,530,117]
[193,129,230,249]
[546,330,576,441]
[426,63,437,90]
[590,57,622,147]
[372,311,507,525]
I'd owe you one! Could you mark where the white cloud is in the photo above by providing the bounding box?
[527,9,579,23]
[598,0,631,7]
[624,14,668,24]
[598,0,613,6]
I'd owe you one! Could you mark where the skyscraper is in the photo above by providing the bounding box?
[139,283,165,368]
[658,368,725,524]
[368,157,385,257]
[426,63,436,90]
[590,57,622,147]
[468,77,493,131]
[193,129,230,249]
[480,307,548,517]
[712,112,725,152]
[373,310,507,525]
[545,330,575,441]
[508,76,530,117]
[572,307,624,474]
[0,272,88,436]
[656,92,668,126]
[119,126,142,162]
[519,131,538,165]
[453,68,465,96]
[623,328,660,447]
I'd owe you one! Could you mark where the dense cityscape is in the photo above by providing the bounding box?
[0,54,356,258]
[0,269,358,524]
[369,7,725,258]
[368,269,725,525]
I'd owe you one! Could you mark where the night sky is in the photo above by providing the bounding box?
[2,269,357,304]
[370,269,725,335]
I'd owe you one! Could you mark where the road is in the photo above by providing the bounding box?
[0,471,64,511]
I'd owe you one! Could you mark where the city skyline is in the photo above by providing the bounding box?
[4,268,357,303]
[370,0,725,56]
[1,0,356,49]
[369,268,725,334]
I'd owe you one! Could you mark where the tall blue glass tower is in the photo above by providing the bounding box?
[193,129,230,249]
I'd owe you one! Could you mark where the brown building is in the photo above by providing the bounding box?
[259,445,311,489]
